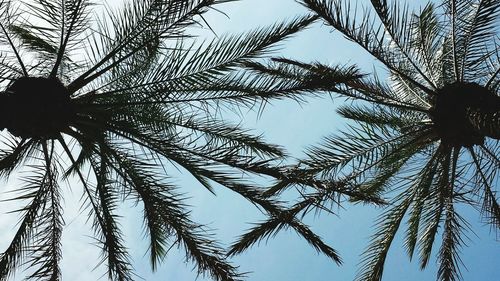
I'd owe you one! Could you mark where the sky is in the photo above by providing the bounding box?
[0,0,498,281]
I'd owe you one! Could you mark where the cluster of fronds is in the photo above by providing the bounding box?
[239,0,499,281]
[0,1,339,280]
[0,0,498,280]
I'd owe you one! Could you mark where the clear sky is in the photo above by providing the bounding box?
[0,0,498,281]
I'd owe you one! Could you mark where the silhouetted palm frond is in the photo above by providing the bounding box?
[245,0,499,280]
[0,1,325,280]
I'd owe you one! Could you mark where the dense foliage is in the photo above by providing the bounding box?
[246,0,500,280]
[0,1,331,280]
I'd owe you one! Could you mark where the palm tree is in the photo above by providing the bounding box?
[0,1,331,280]
[231,0,499,280]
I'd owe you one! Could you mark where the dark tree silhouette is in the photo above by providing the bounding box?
[229,0,499,281]
[0,1,330,280]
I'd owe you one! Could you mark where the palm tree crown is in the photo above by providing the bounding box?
[0,1,322,280]
[248,0,499,280]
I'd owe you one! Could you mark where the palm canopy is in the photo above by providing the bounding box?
[0,0,332,280]
[240,0,500,281]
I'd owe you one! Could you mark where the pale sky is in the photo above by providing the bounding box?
[0,1,498,281]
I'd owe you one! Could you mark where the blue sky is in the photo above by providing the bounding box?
[131,0,498,280]
[168,1,498,280]
[0,0,498,281]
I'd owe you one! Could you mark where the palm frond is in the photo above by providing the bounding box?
[356,145,446,281]
[409,2,442,88]
[437,196,467,281]
[102,150,242,281]
[0,160,59,280]
[443,0,500,81]
[287,1,500,280]
[469,147,500,230]
[88,155,134,281]
[80,16,318,109]
[302,120,431,180]
[228,200,342,265]
[0,138,35,178]
[301,0,435,95]
[370,0,437,89]
[355,193,413,281]
[0,1,27,75]
[69,0,241,92]
[24,142,63,281]
[0,0,346,280]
